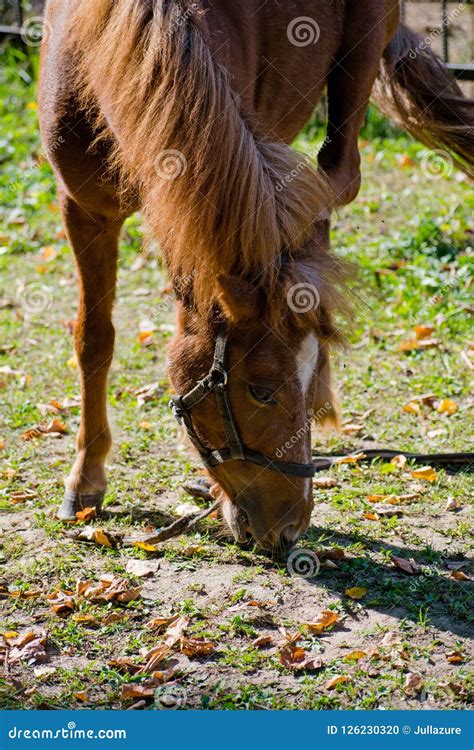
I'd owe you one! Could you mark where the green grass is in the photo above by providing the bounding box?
[0,44,472,711]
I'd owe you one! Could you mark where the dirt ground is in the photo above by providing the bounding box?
[0,33,473,711]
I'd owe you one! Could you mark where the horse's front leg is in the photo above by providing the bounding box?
[319,0,399,206]
[57,195,123,519]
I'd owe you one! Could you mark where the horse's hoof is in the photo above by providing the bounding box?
[57,489,105,520]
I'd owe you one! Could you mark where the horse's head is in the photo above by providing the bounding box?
[168,248,345,552]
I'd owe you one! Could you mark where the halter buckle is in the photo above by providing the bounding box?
[169,398,184,425]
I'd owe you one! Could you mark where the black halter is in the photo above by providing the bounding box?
[170,325,317,479]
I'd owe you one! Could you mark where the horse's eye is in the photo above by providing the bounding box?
[249,384,276,405]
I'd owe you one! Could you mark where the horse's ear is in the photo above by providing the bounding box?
[216,274,262,322]
[313,346,340,430]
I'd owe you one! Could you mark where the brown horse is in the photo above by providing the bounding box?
[39,0,473,550]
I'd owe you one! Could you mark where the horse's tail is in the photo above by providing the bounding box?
[67,0,330,312]
[373,23,474,178]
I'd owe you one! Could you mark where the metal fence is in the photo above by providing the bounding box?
[0,0,23,35]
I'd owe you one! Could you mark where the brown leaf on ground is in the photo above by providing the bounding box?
[74,691,89,702]
[446,651,464,664]
[335,453,366,465]
[252,635,273,649]
[48,590,75,615]
[414,324,435,340]
[9,488,38,504]
[437,398,458,415]
[134,541,159,552]
[450,571,471,581]
[367,493,419,504]
[76,507,97,522]
[146,615,180,632]
[304,610,340,635]
[313,477,340,489]
[120,684,155,701]
[345,587,367,599]
[399,338,440,352]
[324,675,352,690]
[318,548,345,561]
[391,556,421,575]
[344,650,367,662]
[364,512,379,521]
[141,644,172,674]
[22,418,68,441]
[391,454,407,469]
[78,576,141,604]
[279,644,324,672]
[411,466,437,482]
[9,630,48,665]
[179,637,216,657]
[109,657,142,674]
[445,498,461,512]
[404,672,423,696]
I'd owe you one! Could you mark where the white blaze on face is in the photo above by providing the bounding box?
[296,332,319,396]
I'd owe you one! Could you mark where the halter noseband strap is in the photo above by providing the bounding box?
[170,324,317,479]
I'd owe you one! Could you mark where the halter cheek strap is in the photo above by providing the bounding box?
[170,324,317,479]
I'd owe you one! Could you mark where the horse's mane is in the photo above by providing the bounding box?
[67,0,336,315]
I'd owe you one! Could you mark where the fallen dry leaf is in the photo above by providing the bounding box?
[399,338,440,352]
[364,512,379,521]
[445,498,460,512]
[437,398,458,415]
[146,615,180,632]
[411,466,437,482]
[313,477,340,489]
[335,452,366,465]
[179,637,216,657]
[78,576,141,604]
[9,630,48,665]
[279,644,324,672]
[446,651,464,664]
[305,610,340,636]
[134,541,159,552]
[324,675,351,690]
[76,507,97,522]
[367,493,419,505]
[391,454,407,469]
[344,650,367,662]
[391,556,421,575]
[345,587,367,600]
[404,672,423,696]
[48,590,75,615]
[74,691,89,702]
[22,418,68,441]
[9,488,38,504]
[450,571,471,581]
[403,401,422,415]
[414,324,435,340]
[120,684,155,701]
[318,548,345,562]
[252,635,273,649]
